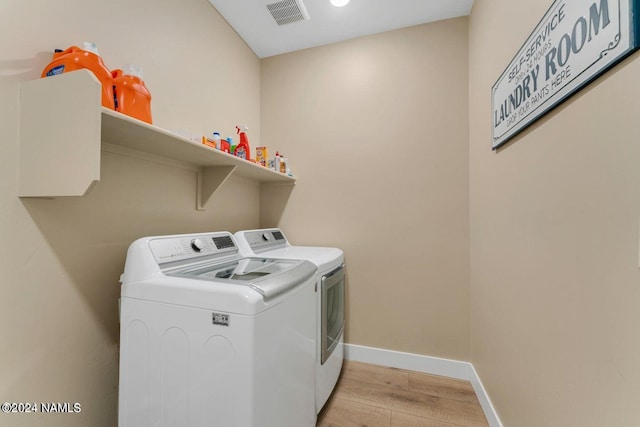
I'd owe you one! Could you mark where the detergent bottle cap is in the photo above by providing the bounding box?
[83,41,100,55]
[123,64,144,79]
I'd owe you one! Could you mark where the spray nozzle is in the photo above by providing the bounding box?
[236,125,248,134]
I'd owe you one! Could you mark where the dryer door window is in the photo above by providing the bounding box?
[321,264,345,365]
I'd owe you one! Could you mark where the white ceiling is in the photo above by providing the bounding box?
[208,0,474,58]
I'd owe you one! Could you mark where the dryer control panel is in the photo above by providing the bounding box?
[149,232,239,265]
[241,229,288,253]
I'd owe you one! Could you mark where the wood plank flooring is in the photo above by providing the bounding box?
[317,361,489,427]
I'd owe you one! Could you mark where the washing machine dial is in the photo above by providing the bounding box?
[262,232,271,241]
[190,238,205,252]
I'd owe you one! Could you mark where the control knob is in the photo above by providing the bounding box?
[191,238,205,252]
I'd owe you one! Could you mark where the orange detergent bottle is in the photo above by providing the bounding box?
[41,42,115,110]
[112,65,152,124]
[234,125,251,160]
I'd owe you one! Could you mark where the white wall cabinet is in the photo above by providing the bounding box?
[18,69,294,210]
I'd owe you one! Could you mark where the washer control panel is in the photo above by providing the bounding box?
[149,233,239,265]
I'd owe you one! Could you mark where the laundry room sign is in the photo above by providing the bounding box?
[492,0,640,149]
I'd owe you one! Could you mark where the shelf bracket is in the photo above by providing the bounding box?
[197,165,237,210]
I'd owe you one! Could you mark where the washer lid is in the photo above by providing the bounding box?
[168,257,316,300]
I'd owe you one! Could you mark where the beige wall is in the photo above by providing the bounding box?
[469,0,640,425]
[261,18,470,360]
[0,0,261,425]
[13,0,631,425]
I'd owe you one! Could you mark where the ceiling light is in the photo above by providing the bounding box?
[330,0,350,7]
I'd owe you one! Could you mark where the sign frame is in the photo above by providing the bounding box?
[491,0,640,150]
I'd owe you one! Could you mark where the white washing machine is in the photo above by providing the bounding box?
[234,228,345,412]
[118,231,318,427]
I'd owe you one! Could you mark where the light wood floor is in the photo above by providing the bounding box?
[317,360,489,427]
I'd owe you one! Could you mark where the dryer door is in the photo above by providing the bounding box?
[321,264,345,365]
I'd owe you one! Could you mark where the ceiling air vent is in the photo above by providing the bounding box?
[266,0,310,26]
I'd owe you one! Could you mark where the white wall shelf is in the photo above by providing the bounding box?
[18,69,294,210]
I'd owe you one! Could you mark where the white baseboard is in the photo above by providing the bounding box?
[344,343,471,380]
[468,363,503,427]
[343,343,503,427]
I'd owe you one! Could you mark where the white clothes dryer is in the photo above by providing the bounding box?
[234,228,345,412]
[118,231,318,427]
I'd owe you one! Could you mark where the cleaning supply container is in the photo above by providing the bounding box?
[112,65,152,124]
[212,132,222,150]
[235,125,251,160]
[256,146,268,166]
[41,42,115,110]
